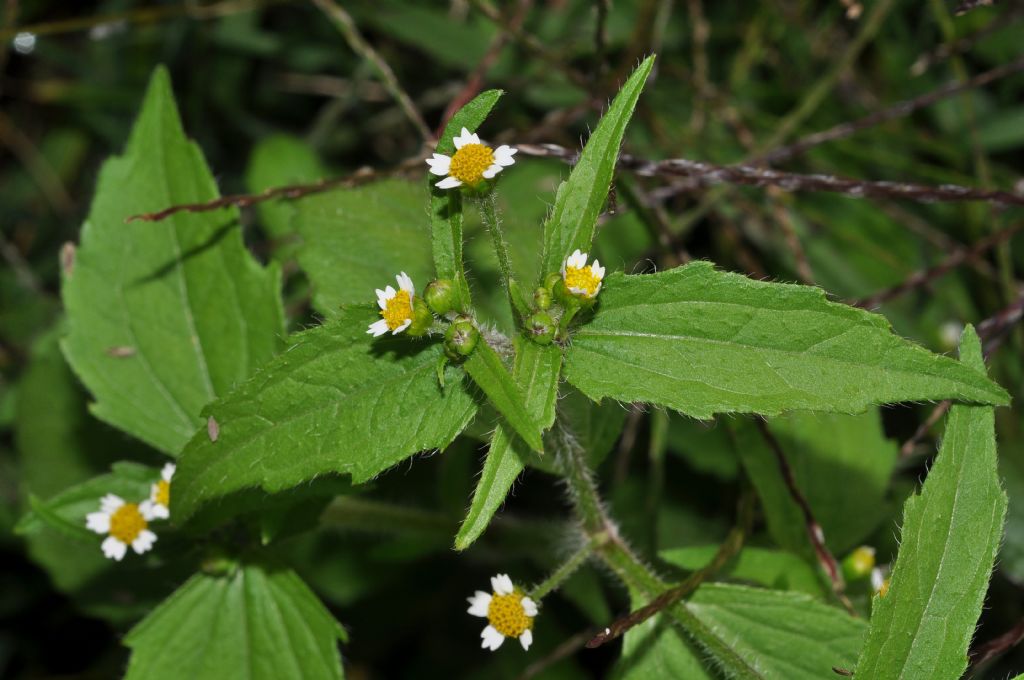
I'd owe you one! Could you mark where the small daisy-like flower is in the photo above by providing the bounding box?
[149,463,175,519]
[467,573,538,651]
[85,494,158,561]
[561,249,606,299]
[427,127,516,190]
[368,272,416,337]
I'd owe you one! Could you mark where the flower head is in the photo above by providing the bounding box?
[85,494,158,561]
[149,463,175,519]
[467,573,538,651]
[427,127,516,189]
[368,272,416,337]
[561,249,605,299]
[871,567,890,597]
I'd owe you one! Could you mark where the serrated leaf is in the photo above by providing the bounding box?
[564,263,1009,418]
[661,546,827,597]
[296,179,434,318]
[455,340,560,550]
[733,409,897,555]
[854,326,1006,679]
[173,308,478,523]
[539,56,654,276]
[463,340,544,452]
[679,583,866,679]
[124,564,345,679]
[61,67,284,455]
[16,462,159,541]
[431,89,502,310]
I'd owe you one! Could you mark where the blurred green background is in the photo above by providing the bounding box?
[2,1,1024,677]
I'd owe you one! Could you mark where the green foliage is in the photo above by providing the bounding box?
[124,563,345,679]
[296,180,434,317]
[661,546,826,597]
[172,308,478,523]
[564,263,1008,418]
[455,340,561,550]
[854,327,1007,679]
[462,338,544,453]
[245,135,325,251]
[733,409,897,555]
[60,67,284,455]
[613,591,710,679]
[681,584,867,679]
[540,56,655,276]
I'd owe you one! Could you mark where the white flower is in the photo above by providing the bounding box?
[85,493,158,561]
[561,249,606,299]
[427,127,516,189]
[368,272,416,337]
[871,567,890,597]
[149,463,175,519]
[467,573,538,651]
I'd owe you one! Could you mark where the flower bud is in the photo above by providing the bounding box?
[533,287,552,311]
[841,545,876,582]
[543,272,562,294]
[526,311,556,345]
[425,279,456,315]
[406,297,435,337]
[445,316,480,360]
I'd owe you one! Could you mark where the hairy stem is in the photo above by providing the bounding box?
[529,535,604,602]
[477,191,520,318]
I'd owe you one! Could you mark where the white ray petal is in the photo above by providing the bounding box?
[102,536,127,561]
[492,574,514,595]
[396,272,414,294]
[519,629,533,650]
[162,463,176,481]
[393,319,412,334]
[493,145,517,166]
[100,494,124,513]
[86,511,110,534]
[481,625,505,651]
[426,154,451,175]
[482,164,502,179]
[436,176,463,189]
[467,591,492,617]
[521,597,538,617]
[367,319,390,337]
[132,530,158,554]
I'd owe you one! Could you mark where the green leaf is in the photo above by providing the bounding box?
[455,340,560,550]
[17,462,159,541]
[612,590,712,680]
[733,409,897,555]
[173,307,478,523]
[463,340,544,453]
[430,89,502,309]
[854,326,1006,679]
[295,179,434,318]
[565,263,1009,418]
[679,583,866,679]
[245,134,325,249]
[61,67,284,455]
[539,56,654,277]
[661,545,827,597]
[124,563,345,679]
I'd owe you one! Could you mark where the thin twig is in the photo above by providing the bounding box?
[517,143,1024,207]
[954,0,998,15]
[969,616,1024,667]
[757,54,1024,164]
[853,222,1024,309]
[0,0,292,40]
[311,0,432,142]
[768,190,816,284]
[585,489,756,648]
[755,419,854,613]
[910,4,1024,75]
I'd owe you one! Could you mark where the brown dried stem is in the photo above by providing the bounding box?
[853,221,1024,309]
[755,419,854,613]
[757,54,1024,165]
[312,0,432,142]
[585,489,756,649]
[969,616,1024,667]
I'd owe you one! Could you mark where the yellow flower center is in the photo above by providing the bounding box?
[109,503,147,543]
[487,591,532,638]
[381,290,413,330]
[449,144,494,185]
[155,480,170,508]
[564,265,601,297]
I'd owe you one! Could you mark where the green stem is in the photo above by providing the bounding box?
[529,536,603,601]
[477,192,519,315]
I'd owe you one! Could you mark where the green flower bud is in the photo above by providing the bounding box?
[406,297,435,337]
[425,279,456,315]
[543,272,562,294]
[444,316,480,360]
[533,287,552,310]
[841,546,876,582]
[526,311,556,345]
